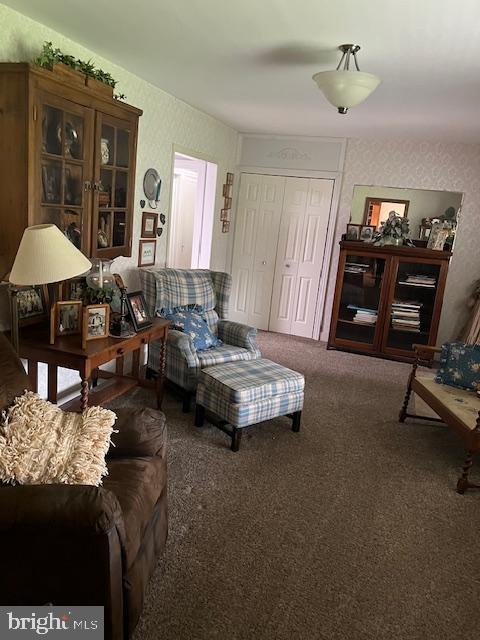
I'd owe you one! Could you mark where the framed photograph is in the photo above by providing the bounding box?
[427,222,449,250]
[50,300,82,344]
[222,220,231,233]
[126,291,153,332]
[220,208,230,222]
[141,211,158,238]
[82,304,110,349]
[346,224,362,241]
[65,277,87,301]
[138,239,156,267]
[360,225,375,242]
[222,184,232,198]
[226,172,234,185]
[17,286,49,327]
[224,197,232,209]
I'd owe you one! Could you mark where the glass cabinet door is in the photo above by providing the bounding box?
[36,94,94,253]
[334,254,387,347]
[384,259,442,353]
[92,113,135,258]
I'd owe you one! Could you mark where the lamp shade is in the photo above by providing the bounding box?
[9,224,92,285]
[312,70,381,112]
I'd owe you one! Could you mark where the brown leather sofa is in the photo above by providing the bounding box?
[0,333,168,639]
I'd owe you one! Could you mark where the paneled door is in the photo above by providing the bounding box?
[269,177,334,338]
[230,174,285,329]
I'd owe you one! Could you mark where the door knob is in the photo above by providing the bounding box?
[262,260,267,265]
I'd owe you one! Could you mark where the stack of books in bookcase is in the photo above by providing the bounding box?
[398,274,436,288]
[347,305,377,325]
[391,301,422,332]
[344,262,369,274]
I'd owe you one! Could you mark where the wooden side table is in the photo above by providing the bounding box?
[18,318,169,412]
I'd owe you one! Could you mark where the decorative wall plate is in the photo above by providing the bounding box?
[143,168,161,208]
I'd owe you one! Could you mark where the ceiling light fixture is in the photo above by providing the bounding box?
[312,44,381,114]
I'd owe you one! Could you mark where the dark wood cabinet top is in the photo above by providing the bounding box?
[339,241,452,261]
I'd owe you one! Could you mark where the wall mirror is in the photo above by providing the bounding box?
[350,185,463,249]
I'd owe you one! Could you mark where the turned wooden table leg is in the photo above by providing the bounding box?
[399,358,418,422]
[156,333,167,409]
[80,378,89,412]
[27,359,38,393]
[457,450,474,494]
[47,364,58,403]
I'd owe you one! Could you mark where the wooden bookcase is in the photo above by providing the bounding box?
[0,63,143,279]
[328,241,451,362]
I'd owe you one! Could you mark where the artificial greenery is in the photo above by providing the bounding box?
[34,41,118,89]
[81,286,116,306]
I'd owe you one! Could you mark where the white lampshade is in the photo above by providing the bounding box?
[9,224,92,285]
[312,70,381,113]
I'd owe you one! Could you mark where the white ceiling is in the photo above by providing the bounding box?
[6,0,480,142]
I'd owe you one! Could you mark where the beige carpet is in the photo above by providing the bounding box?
[109,332,480,640]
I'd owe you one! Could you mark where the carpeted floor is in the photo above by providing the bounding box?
[109,332,480,640]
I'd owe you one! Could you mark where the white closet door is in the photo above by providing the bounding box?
[230,174,284,329]
[269,177,334,338]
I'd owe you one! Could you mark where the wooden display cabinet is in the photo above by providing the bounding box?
[328,241,451,362]
[0,63,142,278]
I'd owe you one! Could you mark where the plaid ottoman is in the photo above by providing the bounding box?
[195,358,304,451]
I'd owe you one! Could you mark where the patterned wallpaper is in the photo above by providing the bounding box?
[321,138,480,344]
[0,3,239,293]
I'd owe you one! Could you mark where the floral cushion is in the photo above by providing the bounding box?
[164,307,222,352]
[435,342,480,391]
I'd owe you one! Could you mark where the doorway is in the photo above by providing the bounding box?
[167,152,217,269]
[230,173,335,339]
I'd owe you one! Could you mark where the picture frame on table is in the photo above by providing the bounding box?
[82,304,110,349]
[126,291,153,332]
[16,285,50,327]
[141,211,158,238]
[65,277,87,301]
[50,300,82,345]
[138,239,156,267]
[346,224,362,241]
[226,172,234,185]
[427,222,449,251]
[360,225,375,242]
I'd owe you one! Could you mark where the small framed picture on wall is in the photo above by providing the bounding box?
[226,172,234,185]
[141,212,158,238]
[223,184,232,198]
[138,239,157,267]
[220,209,229,222]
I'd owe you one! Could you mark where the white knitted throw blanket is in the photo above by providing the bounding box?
[0,391,117,486]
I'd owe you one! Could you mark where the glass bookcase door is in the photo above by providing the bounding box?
[92,113,134,258]
[335,254,387,346]
[37,95,94,253]
[384,260,442,353]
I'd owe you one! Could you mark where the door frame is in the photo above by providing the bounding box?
[230,166,342,341]
[166,144,219,268]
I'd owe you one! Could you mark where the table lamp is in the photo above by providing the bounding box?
[9,224,92,351]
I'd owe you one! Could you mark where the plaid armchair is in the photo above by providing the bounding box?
[140,268,261,410]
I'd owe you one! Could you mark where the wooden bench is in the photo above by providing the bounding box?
[399,345,480,494]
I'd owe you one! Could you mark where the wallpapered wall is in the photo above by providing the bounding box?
[0,3,239,290]
[321,138,480,344]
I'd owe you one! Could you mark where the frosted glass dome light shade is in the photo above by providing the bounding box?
[9,224,92,285]
[312,70,381,114]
